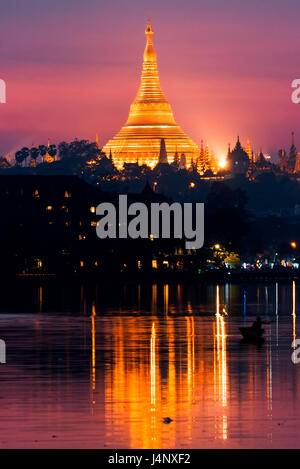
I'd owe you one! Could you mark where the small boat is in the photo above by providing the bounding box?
[239,326,264,341]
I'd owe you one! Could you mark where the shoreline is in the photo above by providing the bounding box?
[8,269,300,285]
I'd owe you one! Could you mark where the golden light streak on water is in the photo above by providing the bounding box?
[292,280,297,364]
[38,286,43,313]
[163,284,169,315]
[152,284,157,314]
[151,322,156,410]
[91,303,96,393]
[167,316,176,447]
[214,285,228,440]
[185,316,195,441]
[150,321,157,444]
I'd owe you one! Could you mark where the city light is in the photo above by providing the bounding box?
[218,159,227,169]
[291,241,297,248]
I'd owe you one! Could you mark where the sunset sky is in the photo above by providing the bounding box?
[1,0,300,161]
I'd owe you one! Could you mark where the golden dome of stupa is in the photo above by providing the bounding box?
[103,19,199,169]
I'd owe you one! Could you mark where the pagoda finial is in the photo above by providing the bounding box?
[292,131,295,146]
[146,16,153,35]
[144,17,155,62]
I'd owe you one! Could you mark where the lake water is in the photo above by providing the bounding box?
[0,281,299,448]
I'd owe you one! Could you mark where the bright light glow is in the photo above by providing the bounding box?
[291,241,297,248]
[218,158,227,169]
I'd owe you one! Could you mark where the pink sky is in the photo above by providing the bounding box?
[1,0,300,161]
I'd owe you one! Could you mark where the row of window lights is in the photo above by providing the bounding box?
[37,259,176,269]
[79,260,169,269]
[35,190,72,199]
[80,261,99,268]
[47,221,96,228]
[46,205,96,213]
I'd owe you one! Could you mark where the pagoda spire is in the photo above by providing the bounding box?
[172,145,180,168]
[244,137,252,160]
[127,19,176,123]
[158,138,168,163]
[95,132,100,149]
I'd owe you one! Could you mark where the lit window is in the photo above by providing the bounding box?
[152,259,158,269]
[90,206,96,213]
[91,221,97,227]
[65,221,70,227]
[64,190,71,198]
[137,260,142,270]
[78,234,86,241]
[61,205,69,213]
[37,260,42,268]
[80,261,84,267]
[33,189,39,198]
[46,205,53,211]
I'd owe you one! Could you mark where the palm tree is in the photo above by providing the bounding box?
[38,145,47,163]
[15,150,24,166]
[30,147,40,167]
[48,144,57,161]
[20,147,29,167]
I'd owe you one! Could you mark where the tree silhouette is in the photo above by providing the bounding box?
[48,144,57,160]
[20,147,30,167]
[15,150,24,166]
[30,147,40,166]
[38,145,47,163]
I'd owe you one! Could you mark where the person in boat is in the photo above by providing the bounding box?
[251,316,263,330]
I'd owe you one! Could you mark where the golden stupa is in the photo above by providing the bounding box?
[103,19,199,169]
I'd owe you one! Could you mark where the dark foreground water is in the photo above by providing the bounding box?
[0,281,299,448]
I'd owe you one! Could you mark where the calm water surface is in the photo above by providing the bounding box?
[0,281,299,448]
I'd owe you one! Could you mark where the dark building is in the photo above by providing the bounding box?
[228,136,249,176]
[0,175,188,277]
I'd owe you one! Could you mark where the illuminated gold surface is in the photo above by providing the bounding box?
[103,20,199,168]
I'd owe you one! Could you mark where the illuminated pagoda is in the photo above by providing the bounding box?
[288,132,297,172]
[244,137,254,162]
[103,19,199,169]
[294,153,300,174]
